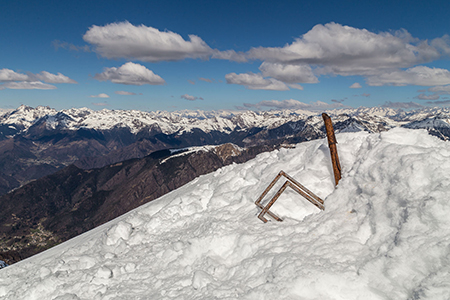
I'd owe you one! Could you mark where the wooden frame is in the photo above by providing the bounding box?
[255,171,324,223]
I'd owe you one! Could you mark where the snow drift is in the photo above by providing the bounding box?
[1,128,449,299]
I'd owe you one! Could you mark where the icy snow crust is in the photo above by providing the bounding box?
[1,128,450,299]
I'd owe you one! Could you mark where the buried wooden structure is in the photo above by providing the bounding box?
[255,113,341,223]
[255,171,324,223]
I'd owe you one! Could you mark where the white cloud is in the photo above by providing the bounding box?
[349,82,362,88]
[287,83,304,90]
[211,49,248,62]
[414,93,440,100]
[82,21,450,88]
[83,21,248,63]
[90,93,110,98]
[94,62,165,85]
[428,85,450,94]
[181,94,203,101]
[199,77,213,83]
[381,101,423,109]
[248,23,441,73]
[0,69,29,82]
[331,98,345,104]
[243,99,343,110]
[431,35,450,55]
[52,40,91,52]
[410,84,450,101]
[115,91,139,95]
[425,99,450,106]
[0,68,76,89]
[366,66,450,86]
[225,72,290,91]
[241,23,450,87]
[259,62,318,84]
[1,81,57,90]
[33,71,77,84]
[84,21,213,62]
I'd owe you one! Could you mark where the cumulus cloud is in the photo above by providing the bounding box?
[115,91,140,95]
[0,68,76,90]
[241,23,450,87]
[83,21,248,63]
[1,81,57,90]
[33,71,77,84]
[431,35,450,55]
[243,99,343,110]
[0,69,76,84]
[225,72,290,90]
[84,22,212,62]
[90,93,110,98]
[381,101,423,109]
[82,21,450,88]
[350,82,362,89]
[259,62,318,84]
[248,23,442,73]
[366,66,450,86]
[181,94,203,101]
[94,62,165,85]
[0,69,29,82]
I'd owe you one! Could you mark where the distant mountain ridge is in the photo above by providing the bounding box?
[2,105,450,137]
[0,105,449,196]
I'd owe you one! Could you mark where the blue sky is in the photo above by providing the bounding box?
[1,0,450,112]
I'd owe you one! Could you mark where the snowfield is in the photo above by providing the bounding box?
[1,128,450,299]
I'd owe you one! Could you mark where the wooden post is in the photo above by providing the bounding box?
[322,113,341,186]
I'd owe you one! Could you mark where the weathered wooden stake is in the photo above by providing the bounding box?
[322,113,342,186]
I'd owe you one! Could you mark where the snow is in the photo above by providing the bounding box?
[0,105,405,136]
[1,128,450,299]
[405,117,450,129]
[0,261,7,269]
[3,105,450,140]
[162,146,217,164]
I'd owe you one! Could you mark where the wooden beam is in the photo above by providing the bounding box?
[322,113,342,186]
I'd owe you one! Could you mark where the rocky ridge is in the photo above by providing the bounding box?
[0,142,277,265]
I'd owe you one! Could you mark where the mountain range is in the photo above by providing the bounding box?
[1,105,449,196]
[1,104,449,265]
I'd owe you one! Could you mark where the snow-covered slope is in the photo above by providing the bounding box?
[1,128,450,299]
[404,117,450,129]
